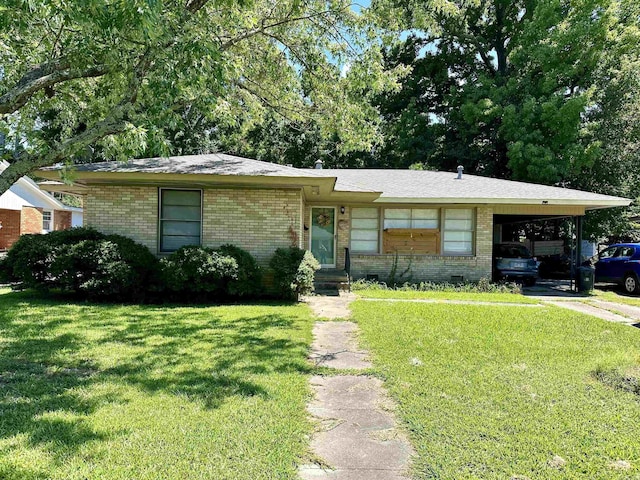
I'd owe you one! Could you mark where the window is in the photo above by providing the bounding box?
[599,247,618,259]
[351,207,379,253]
[383,208,439,229]
[443,209,474,255]
[159,189,202,252]
[618,247,635,258]
[42,210,52,232]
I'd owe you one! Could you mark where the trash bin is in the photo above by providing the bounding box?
[577,266,595,293]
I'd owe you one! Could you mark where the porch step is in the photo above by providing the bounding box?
[314,269,350,293]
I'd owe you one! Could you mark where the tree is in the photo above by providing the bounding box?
[0,0,404,194]
[370,0,637,183]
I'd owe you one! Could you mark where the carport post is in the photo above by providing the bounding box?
[574,216,584,292]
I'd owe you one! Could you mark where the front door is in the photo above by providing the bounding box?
[310,207,336,268]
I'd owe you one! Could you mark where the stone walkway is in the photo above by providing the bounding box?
[301,294,413,480]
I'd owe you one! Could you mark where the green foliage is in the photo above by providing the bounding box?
[3,227,160,300]
[269,247,320,300]
[161,246,238,300]
[215,244,262,298]
[351,276,522,294]
[2,227,105,288]
[0,0,404,193]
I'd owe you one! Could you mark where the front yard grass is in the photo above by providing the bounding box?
[356,289,538,304]
[592,288,640,307]
[0,290,314,480]
[351,300,640,479]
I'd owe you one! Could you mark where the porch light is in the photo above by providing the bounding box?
[340,206,345,214]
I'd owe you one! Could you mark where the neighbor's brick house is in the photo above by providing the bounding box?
[0,161,82,250]
[39,154,629,283]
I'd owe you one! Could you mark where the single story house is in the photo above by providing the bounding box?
[38,154,630,283]
[0,160,83,250]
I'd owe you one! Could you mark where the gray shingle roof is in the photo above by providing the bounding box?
[314,169,629,204]
[42,155,630,205]
[60,153,321,177]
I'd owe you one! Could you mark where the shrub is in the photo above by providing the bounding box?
[3,227,160,300]
[161,246,238,299]
[49,235,161,300]
[3,227,104,289]
[269,247,320,300]
[215,244,262,298]
[351,276,522,294]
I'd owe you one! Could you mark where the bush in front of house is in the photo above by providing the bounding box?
[2,227,161,300]
[269,247,320,300]
[50,234,162,300]
[215,244,262,298]
[350,276,522,294]
[161,246,239,300]
[2,227,105,289]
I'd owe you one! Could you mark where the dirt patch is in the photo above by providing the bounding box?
[593,366,640,396]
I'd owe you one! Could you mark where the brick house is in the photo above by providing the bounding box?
[0,161,83,250]
[38,154,630,283]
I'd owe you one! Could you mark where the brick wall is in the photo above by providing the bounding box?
[84,185,303,264]
[20,206,43,235]
[85,186,158,253]
[0,209,21,250]
[53,210,72,231]
[202,188,303,265]
[349,206,494,282]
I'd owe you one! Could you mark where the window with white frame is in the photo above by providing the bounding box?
[443,208,474,254]
[383,208,439,229]
[42,210,52,232]
[350,207,379,253]
[159,189,202,252]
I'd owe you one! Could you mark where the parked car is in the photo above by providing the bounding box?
[593,243,640,294]
[493,243,538,286]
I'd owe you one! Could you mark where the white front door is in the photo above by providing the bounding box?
[310,207,337,268]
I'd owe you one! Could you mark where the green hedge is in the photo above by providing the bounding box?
[269,247,320,300]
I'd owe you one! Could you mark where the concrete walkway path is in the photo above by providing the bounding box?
[300,294,413,479]
[545,300,636,325]
[360,297,542,307]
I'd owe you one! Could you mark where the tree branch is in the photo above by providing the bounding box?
[0,61,108,115]
[0,105,132,195]
[220,8,347,51]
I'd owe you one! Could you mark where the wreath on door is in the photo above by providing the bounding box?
[316,212,332,227]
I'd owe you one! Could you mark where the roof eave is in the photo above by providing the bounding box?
[374,197,632,209]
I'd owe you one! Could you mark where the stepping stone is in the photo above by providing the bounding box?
[300,375,413,480]
[309,322,371,369]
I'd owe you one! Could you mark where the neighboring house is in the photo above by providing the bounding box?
[38,154,630,282]
[0,161,82,250]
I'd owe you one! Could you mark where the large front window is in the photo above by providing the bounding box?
[159,189,202,252]
[351,207,475,256]
[442,208,474,255]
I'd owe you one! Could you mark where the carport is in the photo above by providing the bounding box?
[493,213,587,290]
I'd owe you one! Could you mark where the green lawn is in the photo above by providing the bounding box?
[0,290,314,480]
[592,289,640,307]
[351,300,640,479]
[356,289,538,304]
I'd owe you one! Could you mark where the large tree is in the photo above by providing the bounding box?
[0,0,404,194]
[371,0,639,184]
